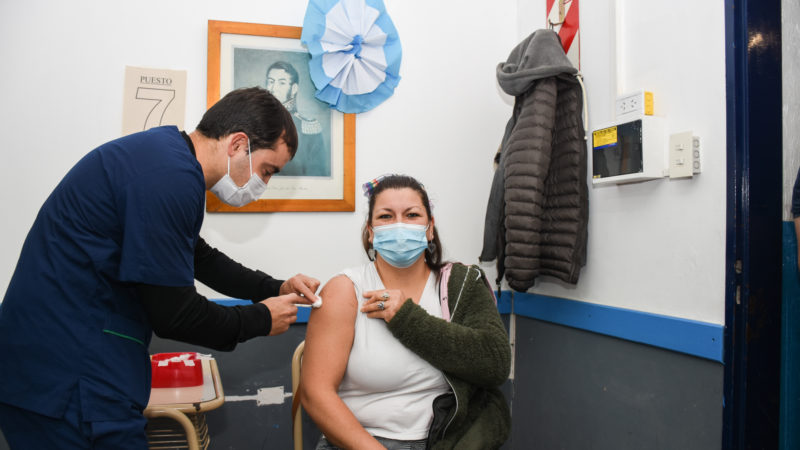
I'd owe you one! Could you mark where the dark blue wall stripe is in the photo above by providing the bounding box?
[506,291,724,363]
[212,299,251,306]
[497,291,512,314]
[210,293,723,362]
[210,299,311,323]
[213,295,514,324]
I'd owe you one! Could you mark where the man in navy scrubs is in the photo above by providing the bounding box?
[0,87,319,448]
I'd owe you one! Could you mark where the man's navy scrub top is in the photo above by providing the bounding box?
[0,126,205,420]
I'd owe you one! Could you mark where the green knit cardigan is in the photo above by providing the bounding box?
[387,263,512,449]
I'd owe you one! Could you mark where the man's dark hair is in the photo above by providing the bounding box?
[266,61,299,86]
[361,174,444,273]
[196,87,298,157]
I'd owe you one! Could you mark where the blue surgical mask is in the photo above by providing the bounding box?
[372,222,429,268]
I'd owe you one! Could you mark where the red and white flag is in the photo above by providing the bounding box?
[546,0,580,70]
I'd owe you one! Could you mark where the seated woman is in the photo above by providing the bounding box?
[300,174,511,449]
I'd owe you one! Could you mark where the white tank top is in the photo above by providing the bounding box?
[337,262,451,440]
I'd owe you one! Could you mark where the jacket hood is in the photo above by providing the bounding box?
[497,29,577,96]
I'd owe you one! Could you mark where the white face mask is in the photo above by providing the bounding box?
[209,138,268,207]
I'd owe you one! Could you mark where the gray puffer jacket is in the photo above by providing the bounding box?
[480,29,588,291]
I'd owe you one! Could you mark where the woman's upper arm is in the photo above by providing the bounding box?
[301,274,358,394]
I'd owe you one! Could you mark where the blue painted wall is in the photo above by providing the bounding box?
[782,221,800,450]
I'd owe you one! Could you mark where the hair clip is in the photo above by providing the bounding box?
[361,174,390,198]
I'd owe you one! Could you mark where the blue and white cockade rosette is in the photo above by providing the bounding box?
[301,0,402,113]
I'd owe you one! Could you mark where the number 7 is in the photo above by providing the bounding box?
[135,87,176,131]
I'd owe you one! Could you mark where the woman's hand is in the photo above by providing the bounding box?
[361,289,407,323]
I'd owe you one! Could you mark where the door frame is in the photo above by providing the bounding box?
[722,0,783,448]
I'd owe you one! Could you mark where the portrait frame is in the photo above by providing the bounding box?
[206,20,355,212]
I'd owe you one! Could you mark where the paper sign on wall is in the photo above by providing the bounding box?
[122,66,186,135]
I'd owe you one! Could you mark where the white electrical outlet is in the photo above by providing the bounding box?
[616,94,640,115]
[616,90,653,120]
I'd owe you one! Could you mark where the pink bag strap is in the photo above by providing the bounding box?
[440,263,497,323]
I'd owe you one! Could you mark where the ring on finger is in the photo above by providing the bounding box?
[381,291,390,300]
[377,301,385,310]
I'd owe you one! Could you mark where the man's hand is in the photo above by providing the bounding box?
[280,274,321,301]
[261,274,320,335]
[260,294,307,336]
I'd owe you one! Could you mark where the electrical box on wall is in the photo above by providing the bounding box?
[668,131,702,178]
[591,113,667,186]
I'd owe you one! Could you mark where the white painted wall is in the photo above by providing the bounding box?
[784,0,800,220]
[0,2,518,302]
[0,0,730,326]
[517,0,728,325]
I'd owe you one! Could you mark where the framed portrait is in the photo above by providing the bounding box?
[206,20,355,212]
